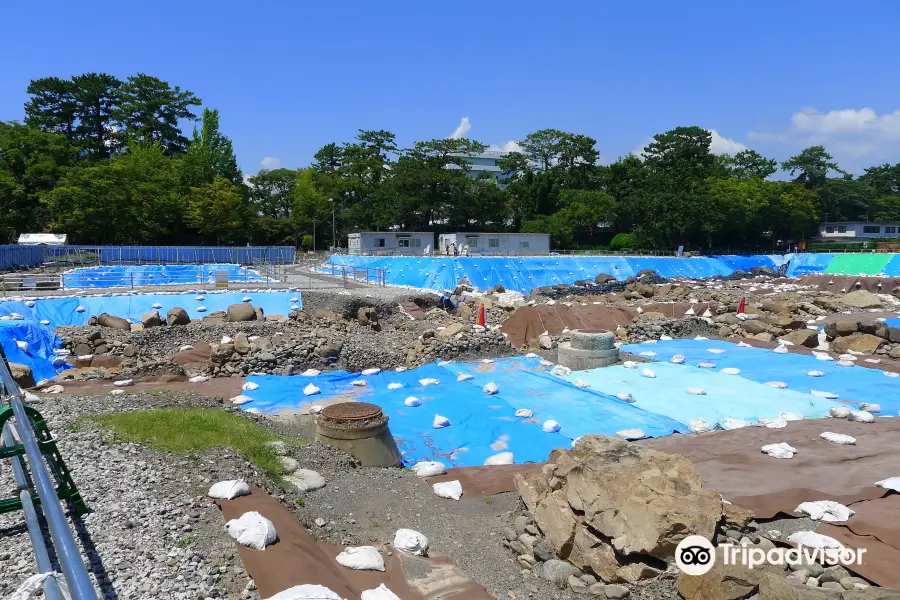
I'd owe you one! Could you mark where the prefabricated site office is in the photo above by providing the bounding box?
[347,232,433,255]
[438,232,550,255]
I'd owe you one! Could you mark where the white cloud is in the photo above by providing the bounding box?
[487,140,523,153]
[708,129,748,155]
[448,117,471,139]
[749,107,900,159]
[260,156,281,170]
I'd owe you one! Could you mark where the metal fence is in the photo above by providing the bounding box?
[1,348,98,599]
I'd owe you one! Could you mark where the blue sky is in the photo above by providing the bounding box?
[2,1,899,175]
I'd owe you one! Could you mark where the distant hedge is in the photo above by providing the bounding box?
[610,232,638,251]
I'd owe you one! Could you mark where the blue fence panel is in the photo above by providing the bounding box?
[0,245,43,270]
[4,245,295,268]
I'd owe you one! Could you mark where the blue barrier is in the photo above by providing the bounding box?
[1,245,295,270]
[0,245,43,270]
[61,264,271,288]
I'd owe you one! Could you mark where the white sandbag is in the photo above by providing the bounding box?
[284,470,326,492]
[820,432,856,445]
[689,419,711,433]
[838,353,857,362]
[197,306,207,312]
[787,531,844,551]
[230,395,253,405]
[9,572,70,600]
[456,373,474,382]
[189,375,209,383]
[362,368,381,376]
[350,379,367,387]
[109,389,125,396]
[387,383,403,390]
[52,356,68,367]
[615,392,634,403]
[875,477,900,492]
[884,371,900,378]
[77,354,93,361]
[15,340,29,352]
[393,529,429,556]
[419,378,440,386]
[542,420,560,433]
[848,410,875,423]
[525,352,539,358]
[243,381,259,391]
[837,360,855,367]
[721,367,740,375]
[336,546,385,571]
[773,345,789,354]
[779,340,794,347]
[301,369,321,377]
[23,392,40,402]
[304,383,321,396]
[660,335,673,341]
[708,348,725,354]
[243,296,252,302]
[208,479,251,500]
[641,368,656,378]
[807,371,824,378]
[550,365,571,377]
[265,584,345,599]
[151,302,162,309]
[758,417,788,429]
[697,362,715,368]
[686,387,706,395]
[75,305,86,313]
[483,381,499,395]
[196,295,206,301]
[404,396,422,407]
[433,414,451,428]
[40,320,51,325]
[361,584,401,600]
[811,389,838,399]
[671,354,686,364]
[179,344,194,351]
[638,351,657,357]
[221,335,234,344]
[574,379,590,388]
[515,408,533,418]
[828,406,851,418]
[720,418,753,430]
[795,500,855,522]
[761,442,797,459]
[616,428,645,440]
[411,461,446,477]
[309,404,325,414]
[290,297,299,303]
[737,341,751,347]
[113,379,133,387]
[24,300,36,308]
[484,452,514,465]
[225,511,277,550]
[623,361,639,369]
[432,480,463,500]
[780,412,804,421]
[860,403,881,413]
[765,381,788,389]
[540,360,554,367]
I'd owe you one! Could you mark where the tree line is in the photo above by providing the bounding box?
[2,73,899,250]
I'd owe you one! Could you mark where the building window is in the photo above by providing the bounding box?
[375,238,385,247]
[886,226,897,234]
[837,226,847,233]
[863,225,881,234]
[488,238,499,248]
[398,238,410,247]
[466,236,479,248]
[825,226,835,234]
[520,241,530,248]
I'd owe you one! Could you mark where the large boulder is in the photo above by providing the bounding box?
[166,307,191,326]
[9,363,35,388]
[779,329,819,348]
[202,311,226,325]
[823,319,859,338]
[594,273,616,284]
[226,303,257,322]
[832,333,886,355]
[741,320,769,335]
[515,436,722,584]
[677,546,781,600]
[141,310,164,328]
[254,306,265,322]
[761,299,794,315]
[860,320,890,339]
[208,342,234,364]
[358,307,379,327]
[97,313,131,331]
[438,323,466,339]
[233,333,251,355]
[840,289,882,309]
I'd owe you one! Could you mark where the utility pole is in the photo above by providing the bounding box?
[329,198,336,251]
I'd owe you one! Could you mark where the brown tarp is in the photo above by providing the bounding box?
[43,375,244,400]
[172,341,212,365]
[816,524,900,589]
[791,275,900,295]
[219,486,492,600]
[500,302,715,349]
[427,463,544,497]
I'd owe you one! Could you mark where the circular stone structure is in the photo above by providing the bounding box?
[557,329,620,370]
[315,402,402,467]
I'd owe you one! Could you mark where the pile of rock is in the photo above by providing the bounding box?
[824,318,900,357]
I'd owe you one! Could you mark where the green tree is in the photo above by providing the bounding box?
[312,142,343,175]
[292,168,332,248]
[781,146,845,189]
[23,77,78,137]
[0,122,76,242]
[723,149,778,180]
[185,177,250,244]
[554,189,616,246]
[115,74,201,155]
[249,168,298,219]
[181,108,243,188]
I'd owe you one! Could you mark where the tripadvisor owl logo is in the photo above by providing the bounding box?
[675,535,716,576]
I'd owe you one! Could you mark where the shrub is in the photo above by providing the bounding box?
[610,232,638,251]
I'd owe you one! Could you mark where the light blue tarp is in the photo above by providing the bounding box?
[559,361,835,429]
[785,253,900,277]
[620,339,900,414]
[240,357,685,467]
[62,264,271,288]
[711,255,787,272]
[886,318,900,328]
[322,255,793,293]
[0,319,65,383]
[0,291,301,328]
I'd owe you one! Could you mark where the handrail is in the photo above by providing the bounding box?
[0,354,98,599]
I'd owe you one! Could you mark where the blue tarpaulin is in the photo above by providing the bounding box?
[240,357,686,467]
[620,339,900,414]
[0,319,65,383]
[62,264,271,288]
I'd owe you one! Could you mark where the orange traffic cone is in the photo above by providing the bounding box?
[737,296,746,314]
[476,303,486,327]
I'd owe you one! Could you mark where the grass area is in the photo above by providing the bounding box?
[91,408,301,478]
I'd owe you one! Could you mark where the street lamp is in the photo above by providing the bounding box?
[328,198,335,251]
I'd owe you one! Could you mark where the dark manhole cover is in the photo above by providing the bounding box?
[321,402,383,421]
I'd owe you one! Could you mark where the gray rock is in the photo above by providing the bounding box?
[604,584,630,599]
[514,515,531,536]
[284,469,326,492]
[540,559,582,588]
[532,539,555,562]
